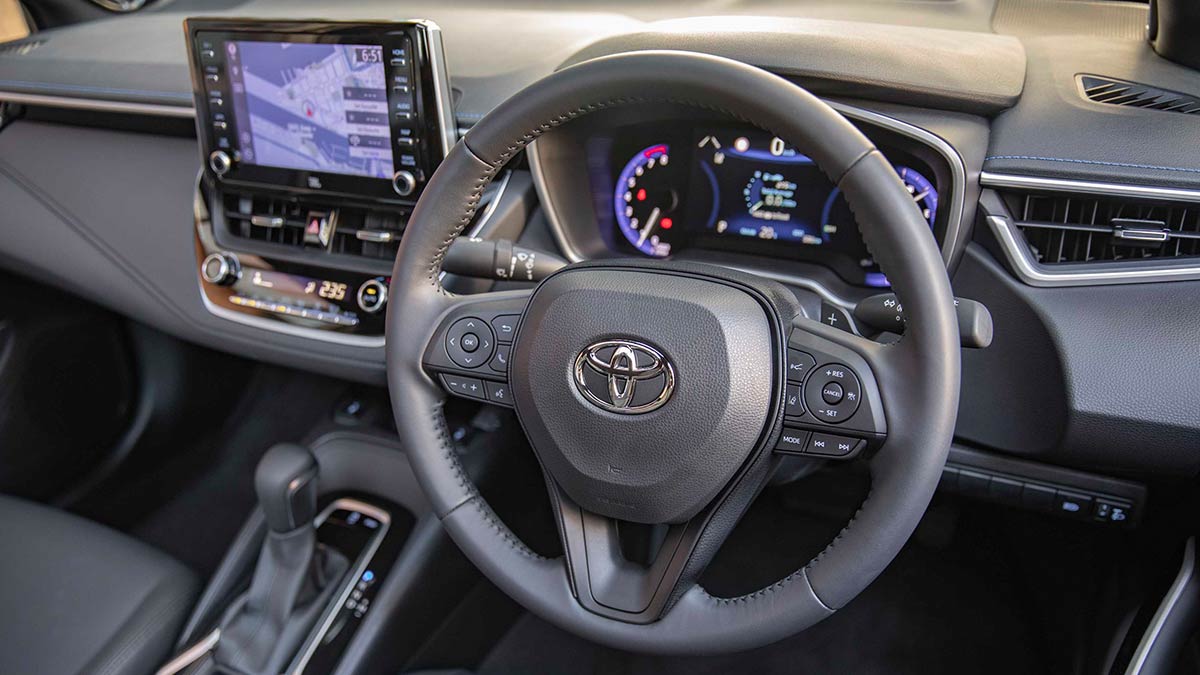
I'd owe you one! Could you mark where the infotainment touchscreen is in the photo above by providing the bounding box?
[185,19,453,202]
[227,41,395,179]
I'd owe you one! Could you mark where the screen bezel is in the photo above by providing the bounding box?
[185,19,449,204]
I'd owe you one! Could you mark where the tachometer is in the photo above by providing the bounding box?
[613,144,680,257]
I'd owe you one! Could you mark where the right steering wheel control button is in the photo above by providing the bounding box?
[440,374,486,401]
[806,433,863,458]
[445,317,494,368]
[804,363,862,423]
[786,349,816,382]
[489,345,510,374]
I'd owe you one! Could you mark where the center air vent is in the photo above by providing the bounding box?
[1001,190,1200,264]
[1078,75,1200,115]
[221,193,406,263]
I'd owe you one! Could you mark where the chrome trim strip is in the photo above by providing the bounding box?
[288,498,392,675]
[0,90,196,118]
[1125,537,1196,675]
[981,171,1200,204]
[417,20,458,159]
[527,100,967,276]
[986,215,1200,286]
[155,628,220,675]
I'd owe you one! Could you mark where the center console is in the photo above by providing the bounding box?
[185,19,456,344]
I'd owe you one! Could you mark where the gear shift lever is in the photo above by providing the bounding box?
[214,444,348,675]
[254,443,318,533]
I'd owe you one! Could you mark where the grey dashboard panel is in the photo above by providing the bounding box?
[986,35,1200,190]
[0,120,388,384]
[562,18,1025,115]
[954,244,1200,476]
[0,0,1014,125]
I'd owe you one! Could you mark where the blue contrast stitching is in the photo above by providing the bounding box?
[987,155,1200,175]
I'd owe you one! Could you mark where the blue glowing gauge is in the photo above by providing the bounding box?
[614,144,679,257]
[821,165,938,231]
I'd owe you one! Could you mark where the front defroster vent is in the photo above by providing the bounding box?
[1078,75,1200,115]
[1002,191,1200,264]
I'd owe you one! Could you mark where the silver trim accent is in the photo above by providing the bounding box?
[391,169,416,197]
[0,91,196,118]
[526,99,966,283]
[355,229,395,243]
[250,214,283,228]
[981,171,1200,204]
[467,170,513,239]
[1113,227,1169,243]
[418,20,458,159]
[287,498,391,675]
[208,150,232,176]
[1125,537,1196,675]
[155,628,219,675]
[986,215,1200,286]
[356,278,388,314]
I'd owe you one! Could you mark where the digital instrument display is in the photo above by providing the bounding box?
[227,41,394,179]
[601,125,941,288]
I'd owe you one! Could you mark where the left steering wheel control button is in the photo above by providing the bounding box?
[484,380,513,407]
[804,363,862,424]
[786,349,816,382]
[806,433,864,458]
[441,374,486,401]
[445,317,494,368]
[775,428,810,454]
[491,314,520,342]
[489,345,510,374]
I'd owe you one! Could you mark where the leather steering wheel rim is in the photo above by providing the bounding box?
[386,50,960,655]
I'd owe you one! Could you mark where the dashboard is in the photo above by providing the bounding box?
[1,0,1199,482]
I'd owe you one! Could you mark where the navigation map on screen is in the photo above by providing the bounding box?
[227,41,394,179]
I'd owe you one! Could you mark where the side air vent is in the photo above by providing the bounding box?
[1001,191,1200,264]
[1078,75,1200,115]
[221,193,406,262]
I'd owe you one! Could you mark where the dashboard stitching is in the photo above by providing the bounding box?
[986,155,1200,174]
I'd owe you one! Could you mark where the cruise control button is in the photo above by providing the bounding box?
[805,433,863,457]
[775,428,810,454]
[484,380,513,407]
[491,314,520,342]
[804,364,862,424]
[440,374,485,401]
[786,349,816,382]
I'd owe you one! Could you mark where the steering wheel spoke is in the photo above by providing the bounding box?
[421,289,532,408]
[779,316,891,461]
[550,481,709,624]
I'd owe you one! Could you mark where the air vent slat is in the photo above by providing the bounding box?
[1002,189,1200,265]
[220,193,406,262]
[1079,75,1200,117]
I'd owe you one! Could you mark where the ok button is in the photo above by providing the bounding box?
[821,382,844,405]
[461,333,479,353]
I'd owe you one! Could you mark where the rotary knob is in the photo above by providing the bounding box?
[200,252,240,285]
[208,150,233,176]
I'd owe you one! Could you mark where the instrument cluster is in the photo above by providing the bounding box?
[587,124,944,288]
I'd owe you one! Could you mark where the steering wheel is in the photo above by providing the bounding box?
[387,51,960,655]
